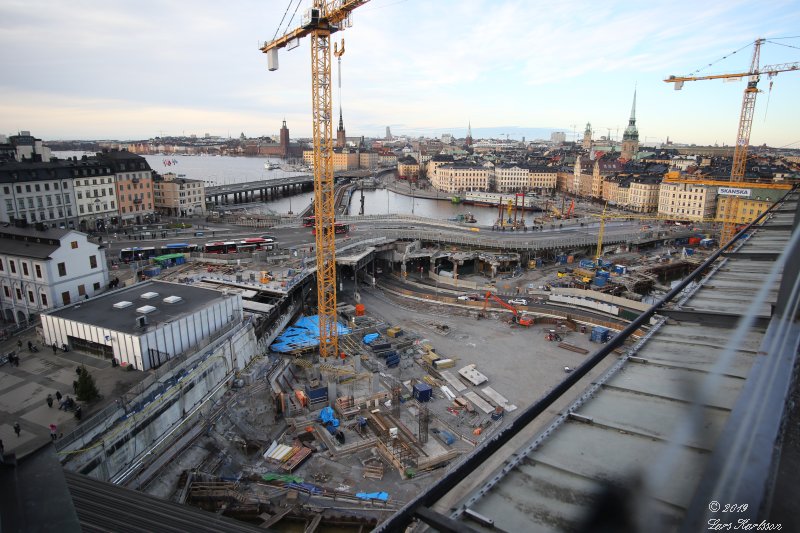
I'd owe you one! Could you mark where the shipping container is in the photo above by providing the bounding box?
[413,383,433,402]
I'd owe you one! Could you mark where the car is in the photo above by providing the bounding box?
[457,295,471,301]
[260,234,276,240]
[508,298,528,306]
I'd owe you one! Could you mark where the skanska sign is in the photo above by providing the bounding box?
[718,187,751,198]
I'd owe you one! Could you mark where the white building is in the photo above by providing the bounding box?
[0,161,79,228]
[74,164,118,232]
[41,280,243,370]
[0,227,108,325]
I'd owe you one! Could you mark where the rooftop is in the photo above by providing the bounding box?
[48,280,230,335]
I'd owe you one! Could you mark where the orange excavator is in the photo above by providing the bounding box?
[483,291,534,327]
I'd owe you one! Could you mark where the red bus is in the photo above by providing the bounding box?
[302,216,315,227]
[203,241,238,254]
[312,223,350,236]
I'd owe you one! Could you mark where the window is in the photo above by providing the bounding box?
[71,241,78,249]
[35,264,42,278]
[41,293,48,306]
[10,260,16,274]
[57,262,67,276]
[16,288,22,300]
[35,184,40,192]
[22,263,29,276]
[2,286,8,298]
[0,260,3,272]
[62,291,71,305]
[89,255,97,269]
[44,183,50,191]
[25,185,31,192]
[93,282,100,291]
[78,284,86,296]
[28,290,34,303]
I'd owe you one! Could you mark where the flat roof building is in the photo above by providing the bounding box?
[41,280,242,370]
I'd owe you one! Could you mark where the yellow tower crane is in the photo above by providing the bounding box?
[664,38,800,244]
[261,1,371,359]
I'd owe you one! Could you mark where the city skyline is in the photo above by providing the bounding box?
[1,0,799,147]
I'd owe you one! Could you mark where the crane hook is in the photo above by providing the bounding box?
[334,38,345,58]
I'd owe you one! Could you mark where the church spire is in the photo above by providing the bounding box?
[629,87,637,124]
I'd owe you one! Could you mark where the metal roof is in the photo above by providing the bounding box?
[446,195,797,531]
[377,191,799,532]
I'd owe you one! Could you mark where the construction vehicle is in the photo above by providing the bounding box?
[664,38,800,245]
[482,291,534,327]
[261,0,371,359]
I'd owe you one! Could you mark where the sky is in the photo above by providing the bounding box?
[1,0,799,147]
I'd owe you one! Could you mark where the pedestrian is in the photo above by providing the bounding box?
[17,340,22,351]
[52,343,58,355]
[55,390,62,402]
[13,422,21,437]
[27,340,33,351]
[49,424,57,441]
[46,394,53,408]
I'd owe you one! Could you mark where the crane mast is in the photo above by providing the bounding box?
[261,0,370,359]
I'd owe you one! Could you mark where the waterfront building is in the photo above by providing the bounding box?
[97,151,155,226]
[0,226,108,325]
[397,156,420,180]
[73,161,117,232]
[432,163,490,193]
[153,172,206,218]
[0,160,78,229]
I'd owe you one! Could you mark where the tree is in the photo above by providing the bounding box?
[75,366,100,402]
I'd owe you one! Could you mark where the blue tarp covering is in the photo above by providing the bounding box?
[362,333,380,344]
[270,315,351,353]
[356,491,389,502]
[319,406,339,427]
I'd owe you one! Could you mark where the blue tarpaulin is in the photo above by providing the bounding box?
[270,315,351,353]
[356,491,389,502]
[319,406,339,427]
[362,333,380,344]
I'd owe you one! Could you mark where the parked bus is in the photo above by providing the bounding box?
[302,215,316,227]
[120,247,157,263]
[311,222,350,236]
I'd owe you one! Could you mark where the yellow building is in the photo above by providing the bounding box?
[397,156,420,180]
[659,173,791,223]
[302,149,359,171]
[359,151,379,170]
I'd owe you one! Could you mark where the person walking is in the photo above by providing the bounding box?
[55,390,62,403]
[46,394,54,408]
[17,340,22,351]
[13,422,21,437]
[52,343,58,355]
[49,424,57,441]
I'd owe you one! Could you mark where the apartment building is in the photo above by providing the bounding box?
[657,180,718,221]
[431,163,490,193]
[628,176,661,213]
[0,161,78,229]
[153,173,206,217]
[97,151,155,226]
[0,226,108,325]
[397,156,420,180]
[73,161,118,232]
